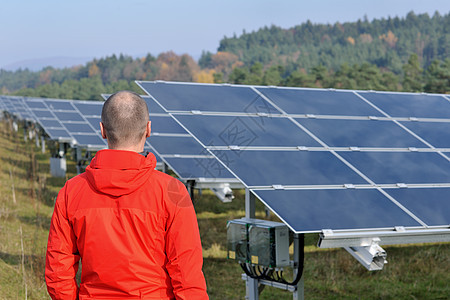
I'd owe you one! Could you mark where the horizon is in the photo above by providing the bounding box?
[1,0,449,71]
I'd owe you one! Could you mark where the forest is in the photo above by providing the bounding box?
[0,11,448,101]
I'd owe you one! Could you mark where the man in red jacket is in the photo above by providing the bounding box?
[45,91,208,299]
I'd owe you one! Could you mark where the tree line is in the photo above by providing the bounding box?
[212,11,449,74]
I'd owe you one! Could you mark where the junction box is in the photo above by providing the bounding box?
[227,218,290,267]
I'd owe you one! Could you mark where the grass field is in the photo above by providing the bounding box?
[0,119,449,299]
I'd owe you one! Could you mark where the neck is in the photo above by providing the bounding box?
[107,140,146,153]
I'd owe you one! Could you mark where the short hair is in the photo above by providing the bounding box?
[101,91,149,147]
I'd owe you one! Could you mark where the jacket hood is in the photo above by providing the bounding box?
[85,149,156,197]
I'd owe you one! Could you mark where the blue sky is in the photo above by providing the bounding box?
[1,0,449,69]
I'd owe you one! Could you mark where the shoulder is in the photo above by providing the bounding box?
[151,171,192,207]
[151,169,184,188]
[60,173,91,197]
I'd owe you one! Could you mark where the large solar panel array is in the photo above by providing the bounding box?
[0,95,36,122]
[137,81,450,233]
[26,97,106,146]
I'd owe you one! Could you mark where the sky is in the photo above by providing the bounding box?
[1,0,449,70]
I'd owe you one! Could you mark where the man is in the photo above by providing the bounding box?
[45,91,208,299]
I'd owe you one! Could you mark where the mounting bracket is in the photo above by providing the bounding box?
[344,238,387,271]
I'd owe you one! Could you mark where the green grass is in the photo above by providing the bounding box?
[0,120,449,299]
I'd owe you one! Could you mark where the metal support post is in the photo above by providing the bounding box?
[293,234,304,300]
[75,147,82,174]
[245,189,258,300]
[35,131,40,148]
[41,136,46,153]
[186,180,196,203]
[59,142,65,157]
[245,189,256,219]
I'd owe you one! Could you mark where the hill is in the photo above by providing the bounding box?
[211,11,449,74]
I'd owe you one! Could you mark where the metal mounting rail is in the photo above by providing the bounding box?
[318,227,450,249]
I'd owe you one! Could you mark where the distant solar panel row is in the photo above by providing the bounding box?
[1,95,236,182]
[137,81,450,233]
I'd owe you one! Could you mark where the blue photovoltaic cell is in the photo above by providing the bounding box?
[257,87,383,116]
[24,100,46,109]
[400,121,450,148]
[148,136,206,155]
[340,152,450,184]
[86,117,101,131]
[20,112,35,121]
[63,123,95,133]
[45,100,75,111]
[385,188,450,226]
[72,102,103,116]
[150,116,187,134]
[211,150,366,186]
[53,111,84,122]
[32,110,54,118]
[295,118,427,148]
[143,96,166,114]
[39,119,63,128]
[139,81,280,113]
[72,134,106,147]
[254,189,421,232]
[175,115,321,147]
[163,157,234,179]
[46,129,72,139]
[358,92,450,118]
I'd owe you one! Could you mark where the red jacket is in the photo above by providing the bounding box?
[45,149,208,299]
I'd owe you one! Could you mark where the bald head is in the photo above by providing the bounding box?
[101,91,149,149]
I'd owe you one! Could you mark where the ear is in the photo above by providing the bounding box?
[100,122,107,139]
[145,121,151,138]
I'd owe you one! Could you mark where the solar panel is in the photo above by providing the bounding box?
[295,118,428,148]
[253,189,420,232]
[23,98,74,143]
[138,81,279,113]
[339,151,450,184]
[45,100,75,111]
[358,91,450,119]
[148,135,206,155]
[0,96,35,121]
[175,115,321,147]
[72,101,104,116]
[399,121,450,148]
[38,98,107,149]
[256,87,383,116]
[211,150,366,186]
[383,188,450,225]
[63,123,97,133]
[137,81,450,233]
[53,111,85,122]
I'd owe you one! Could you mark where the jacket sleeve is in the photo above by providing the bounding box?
[165,179,208,300]
[45,183,80,300]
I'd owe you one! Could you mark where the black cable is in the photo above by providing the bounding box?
[280,233,304,286]
[240,233,305,287]
[240,263,254,278]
